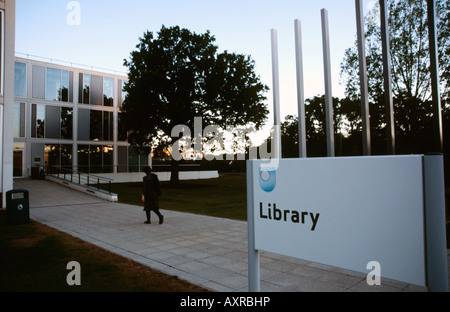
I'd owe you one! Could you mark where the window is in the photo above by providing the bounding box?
[90,110,102,140]
[128,146,149,172]
[77,145,114,173]
[103,145,114,173]
[103,77,114,107]
[90,145,102,172]
[13,102,25,138]
[46,67,72,102]
[77,145,89,173]
[119,79,127,108]
[32,65,45,99]
[45,144,73,173]
[60,144,73,170]
[118,146,128,173]
[61,70,73,102]
[117,112,127,141]
[31,104,73,139]
[31,103,46,138]
[79,73,90,104]
[103,111,113,141]
[79,73,114,106]
[78,108,114,141]
[46,68,61,101]
[90,75,103,105]
[61,107,73,140]
[14,62,27,98]
[78,108,90,140]
[45,105,60,139]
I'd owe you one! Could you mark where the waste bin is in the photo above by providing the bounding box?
[6,189,29,225]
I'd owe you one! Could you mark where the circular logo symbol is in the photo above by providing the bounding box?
[259,168,276,192]
[17,204,24,211]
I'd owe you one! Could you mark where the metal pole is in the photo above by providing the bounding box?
[427,0,443,153]
[379,0,396,155]
[271,29,282,159]
[294,19,307,158]
[355,0,371,155]
[321,9,335,157]
[423,154,448,292]
[247,161,260,292]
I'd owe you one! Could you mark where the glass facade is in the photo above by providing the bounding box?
[13,57,142,176]
[31,104,73,140]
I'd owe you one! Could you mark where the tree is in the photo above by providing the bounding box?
[280,96,350,158]
[122,25,268,184]
[340,0,449,154]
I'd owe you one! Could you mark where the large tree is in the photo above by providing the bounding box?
[122,25,268,184]
[340,0,449,154]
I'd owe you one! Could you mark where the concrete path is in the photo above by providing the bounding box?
[14,178,448,292]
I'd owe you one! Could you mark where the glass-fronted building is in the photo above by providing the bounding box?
[13,56,149,178]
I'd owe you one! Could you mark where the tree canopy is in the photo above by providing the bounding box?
[281,0,449,158]
[339,0,449,155]
[121,25,268,183]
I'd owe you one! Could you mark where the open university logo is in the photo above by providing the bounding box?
[259,168,276,192]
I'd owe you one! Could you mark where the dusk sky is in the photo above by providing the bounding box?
[16,0,377,129]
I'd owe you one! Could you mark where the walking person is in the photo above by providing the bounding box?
[141,166,164,224]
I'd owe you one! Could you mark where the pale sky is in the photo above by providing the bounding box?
[16,0,377,128]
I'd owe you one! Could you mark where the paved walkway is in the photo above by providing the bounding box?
[14,178,449,292]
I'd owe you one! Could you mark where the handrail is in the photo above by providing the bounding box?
[47,166,114,195]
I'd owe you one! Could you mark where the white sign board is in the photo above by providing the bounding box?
[248,156,427,287]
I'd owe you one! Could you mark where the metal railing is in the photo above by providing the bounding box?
[47,166,115,195]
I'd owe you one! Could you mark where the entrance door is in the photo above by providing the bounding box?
[13,150,24,177]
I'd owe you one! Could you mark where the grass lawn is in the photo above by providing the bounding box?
[111,173,248,221]
[0,221,209,292]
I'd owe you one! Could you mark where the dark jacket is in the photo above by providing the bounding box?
[142,173,161,196]
[142,173,161,211]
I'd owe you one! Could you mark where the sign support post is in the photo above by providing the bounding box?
[247,161,260,292]
[424,154,449,292]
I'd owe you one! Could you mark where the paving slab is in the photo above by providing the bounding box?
[13,178,449,292]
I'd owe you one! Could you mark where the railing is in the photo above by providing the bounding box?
[47,166,114,195]
[15,52,128,76]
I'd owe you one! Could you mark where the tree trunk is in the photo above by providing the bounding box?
[170,158,180,185]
